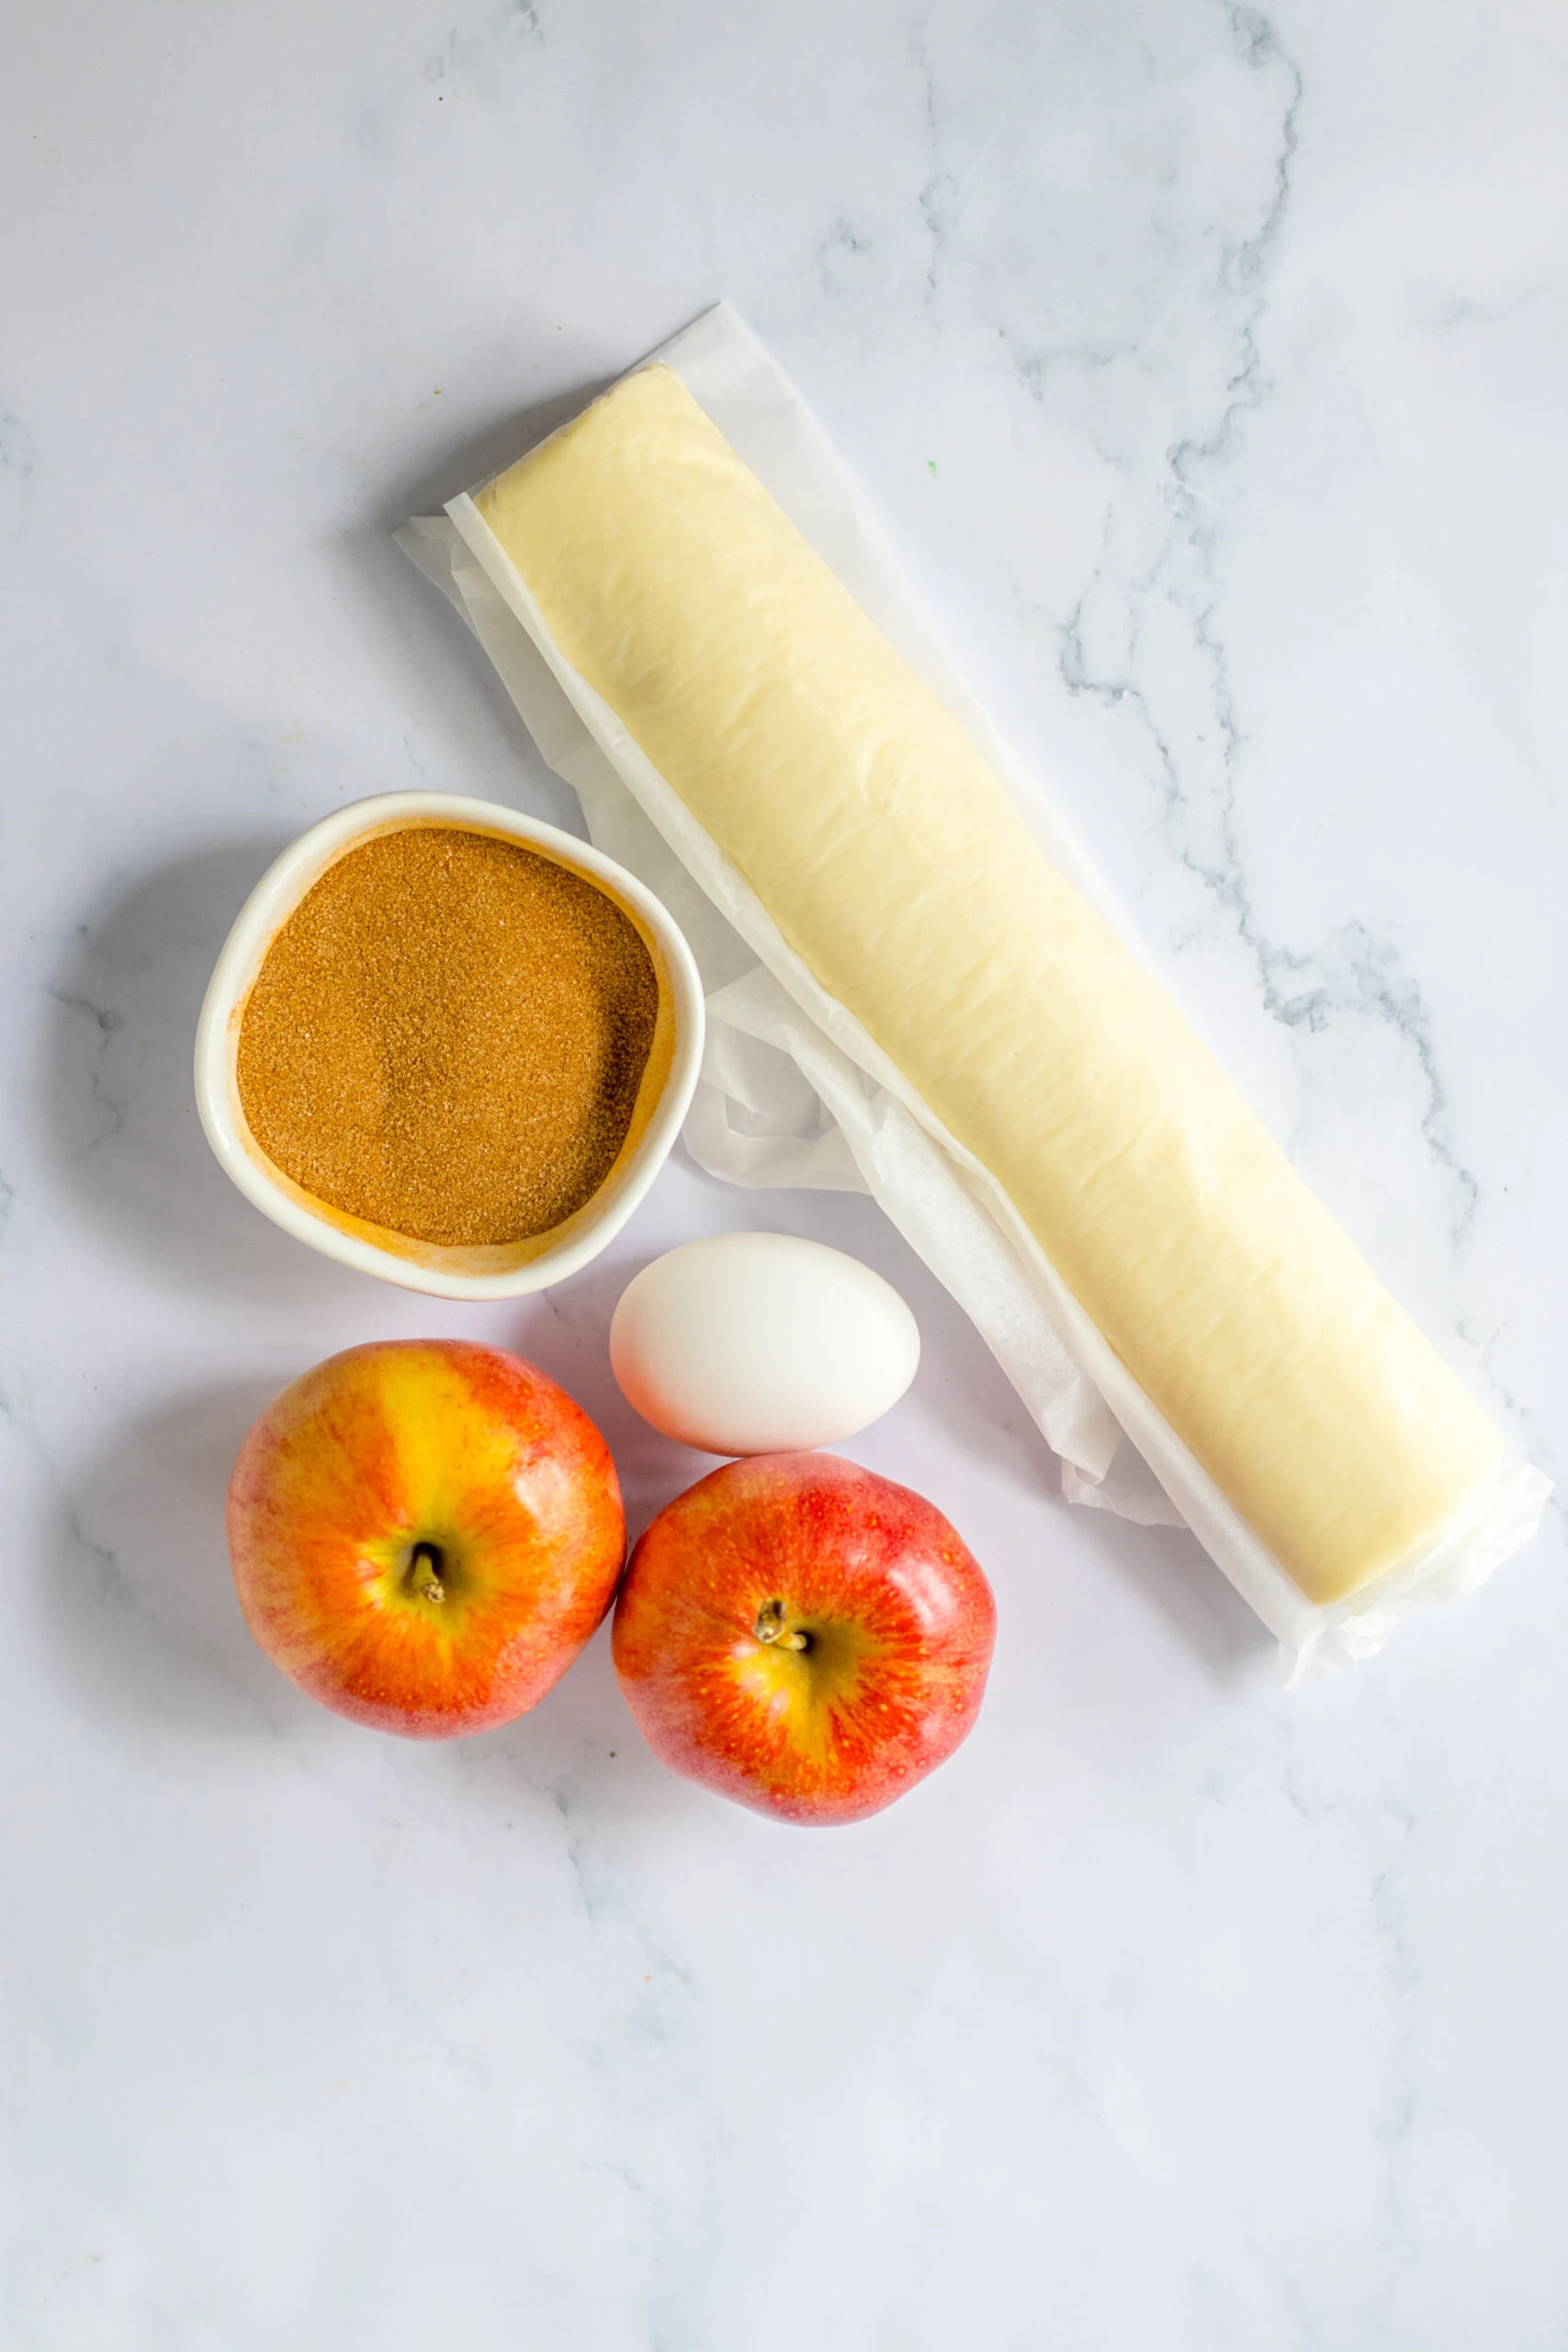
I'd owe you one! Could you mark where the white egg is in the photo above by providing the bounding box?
[609,1232,920,1456]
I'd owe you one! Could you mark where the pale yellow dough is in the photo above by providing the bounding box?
[475,363,1502,1604]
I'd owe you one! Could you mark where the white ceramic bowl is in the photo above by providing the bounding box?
[195,791,705,1298]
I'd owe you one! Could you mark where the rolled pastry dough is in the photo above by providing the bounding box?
[475,363,1502,1606]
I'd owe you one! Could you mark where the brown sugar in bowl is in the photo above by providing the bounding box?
[195,793,705,1298]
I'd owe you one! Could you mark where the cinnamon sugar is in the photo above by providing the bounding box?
[236,826,659,1247]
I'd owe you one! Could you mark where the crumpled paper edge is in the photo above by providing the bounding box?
[395,301,1551,1668]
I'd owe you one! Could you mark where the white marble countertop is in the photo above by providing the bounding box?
[5,4,1566,2344]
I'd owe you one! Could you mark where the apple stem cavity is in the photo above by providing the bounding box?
[754,1598,809,1653]
[408,1541,446,1605]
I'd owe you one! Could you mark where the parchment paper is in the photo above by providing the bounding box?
[397,301,1549,1669]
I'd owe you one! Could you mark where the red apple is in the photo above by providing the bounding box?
[612,1453,995,1824]
[227,1340,624,1738]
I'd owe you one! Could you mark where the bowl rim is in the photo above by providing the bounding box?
[193,789,706,1299]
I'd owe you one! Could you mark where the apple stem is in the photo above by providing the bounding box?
[754,1599,808,1653]
[410,1542,446,1605]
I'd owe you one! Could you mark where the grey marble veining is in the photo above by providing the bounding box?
[3,2,1567,2346]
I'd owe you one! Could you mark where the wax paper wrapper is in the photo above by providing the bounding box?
[397,302,1548,1671]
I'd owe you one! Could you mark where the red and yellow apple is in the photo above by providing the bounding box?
[227,1340,625,1737]
[612,1452,995,1824]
